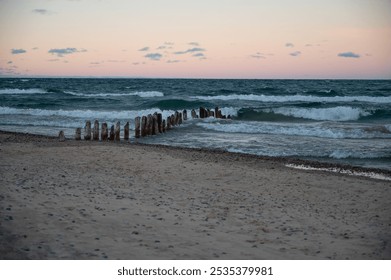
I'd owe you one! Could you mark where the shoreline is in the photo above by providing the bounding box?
[1,130,390,259]
[1,129,390,179]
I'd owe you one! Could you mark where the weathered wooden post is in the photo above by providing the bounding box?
[215,107,220,118]
[58,130,65,142]
[124,121,129,141]
[183,110,187,121]
[157,113,163,133]
[179,112,183,124]
[191,109,198,118]
[199,107,206,118]
[93,120,99,141]
[101,122,108,141]
[152,113,158,135]
[135,117,141,138]
[210,110,215,117]
[141,116,147,137]
[147,114,153,136]
[171,114,175,127]
[162,119,166,132]
[174,111,179,125]
[75,127,81,140]
[166,116,171,130]
[84,120,91,140]
[109,125,115,141]
[115,121,120,141]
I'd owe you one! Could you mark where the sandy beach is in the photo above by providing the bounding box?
[0,131,390,260]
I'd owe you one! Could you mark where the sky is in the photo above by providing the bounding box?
[0,0,390,79]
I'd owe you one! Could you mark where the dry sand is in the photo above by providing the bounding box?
[0,131,390,259]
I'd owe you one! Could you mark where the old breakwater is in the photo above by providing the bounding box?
[57,107,231,142]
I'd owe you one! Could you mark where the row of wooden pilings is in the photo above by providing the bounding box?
[58,107,230,141]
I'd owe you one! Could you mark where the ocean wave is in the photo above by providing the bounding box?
[286,164,391,181]
[0,88,47,94]
[0,106,179,120]
[65,91,164,98]
[268,106,371,121]
[196,121,391,139]
[191,94,391,104]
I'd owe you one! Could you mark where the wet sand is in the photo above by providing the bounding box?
[0,131,390,259]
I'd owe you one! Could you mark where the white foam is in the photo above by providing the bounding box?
[286,163,391,181]
[195,121,391,139]
[65,91,164,98]
[192,94,391,104]
[0,106,177,120]
[269,106,370,121]
[0,88,47,94]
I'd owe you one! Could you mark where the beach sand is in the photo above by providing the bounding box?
[0,131,390,260]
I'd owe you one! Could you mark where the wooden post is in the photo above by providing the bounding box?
[115,121,120,141]
[75,127,81,140]
[58,130,65,142]
[211,110,215,117]
[174,111,179,125]
[154,113,159,134]
[179,112,183,124]
[191,109,198,118]
[147,114,153,136]
[183,110,187,121]
[124,121,129,141]
[93,120,99,141]
[215,107,221,118]
[141,116,147,137]
[84,120,91,140]
[166,116,171,130]
[135,117,141,138]
[207,109,211,117]
[171,114,175,126]
[109,125,115,141]
[101,122,108,141]
[157,113,163,133]
[162,119,166,132]
[199,107,206,118]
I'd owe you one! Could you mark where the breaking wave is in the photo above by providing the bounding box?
[192,94,391,104]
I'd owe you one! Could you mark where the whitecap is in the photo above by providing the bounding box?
[65,91,164,98]
[191,94,391,104]
[269,106,371,121]
[0,88,47,94]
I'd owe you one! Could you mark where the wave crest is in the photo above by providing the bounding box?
[0,88,47,94]
[269,106,371,121]
[65,91,164,98]
[192,94,391,104]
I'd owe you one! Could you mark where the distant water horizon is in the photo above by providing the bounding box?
[1,78,390,170]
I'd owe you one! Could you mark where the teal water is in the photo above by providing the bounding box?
[1,78,390,170]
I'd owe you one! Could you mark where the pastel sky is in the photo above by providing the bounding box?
[1,0,390,78]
